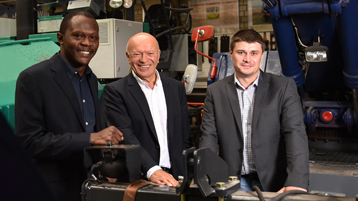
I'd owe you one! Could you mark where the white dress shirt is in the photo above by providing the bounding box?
[132,71,170,179]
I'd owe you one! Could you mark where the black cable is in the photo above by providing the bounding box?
[91,161,103,175]
[81,161,104,201]
[252,186,308,201]
[81,178,95,201]
[252,186,266,201]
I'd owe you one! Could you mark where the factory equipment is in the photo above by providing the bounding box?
[81,146,356,201]
[89,18,142,80]
[0,38,59,130]
[263,3,358,197]
[140,0,193,72]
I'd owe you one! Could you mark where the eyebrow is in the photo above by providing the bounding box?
[236,49,260,52]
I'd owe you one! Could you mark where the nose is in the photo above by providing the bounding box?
[81,37,91,46]
[139,53,148,62]
[243,53,250,62]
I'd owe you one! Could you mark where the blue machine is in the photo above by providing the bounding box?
[209,0,358,137]
[265,0,358,136]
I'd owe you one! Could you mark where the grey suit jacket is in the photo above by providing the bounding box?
[102,73,191,179]
[199,71,309,192]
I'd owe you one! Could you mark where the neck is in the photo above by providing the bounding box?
[236,75,257,89]
[74,66,86,77]
[142,73,157,89]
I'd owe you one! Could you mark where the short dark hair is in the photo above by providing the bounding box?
[230,29,265,53]
[59,10,97,34]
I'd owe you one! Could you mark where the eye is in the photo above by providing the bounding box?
[238,51,245,55]
[90,36,98,40]
[74,34,83,39]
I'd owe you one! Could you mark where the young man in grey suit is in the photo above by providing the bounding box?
[199,29,309,193]
[15,11,123,201]
[102,33,191,186]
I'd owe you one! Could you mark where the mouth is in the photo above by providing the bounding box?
[80,51,90,55]
[240,62,253,66]
[78,50,92,57]
[138,64,150,68]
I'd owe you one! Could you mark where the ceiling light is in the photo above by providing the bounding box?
[109,0,123,8]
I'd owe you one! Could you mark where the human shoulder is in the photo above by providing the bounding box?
[207,74,234,90]
[104,74,133,90]
[19,57,54,79]
[261,71,293,84]
[160,75,183,86]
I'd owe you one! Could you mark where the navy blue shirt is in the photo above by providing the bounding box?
[58,52,96,133]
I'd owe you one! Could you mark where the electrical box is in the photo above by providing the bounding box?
[38,16,63,33]
[0,18,16,37]
[89,19,142,79]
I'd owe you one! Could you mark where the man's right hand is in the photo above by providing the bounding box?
[149,169,178,186]
[90,126,124,145]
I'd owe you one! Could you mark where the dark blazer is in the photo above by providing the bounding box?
[15,53,102,201]
[199,72,309,192]
[102,73,191,179]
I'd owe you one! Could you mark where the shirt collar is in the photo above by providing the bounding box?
[234,71,260,89]
[132,69,161,88]
[57,52,92,77]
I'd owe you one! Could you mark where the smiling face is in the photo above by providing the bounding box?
[57,15,99,70]
[230,41,263,81]
[126,33,161,85]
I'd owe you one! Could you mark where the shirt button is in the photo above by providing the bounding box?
[83,99,85,103]
[85,122,88,125]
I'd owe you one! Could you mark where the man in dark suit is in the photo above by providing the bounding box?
[102,33,191,186]
[199,29,309,192]
[15,11,123,201]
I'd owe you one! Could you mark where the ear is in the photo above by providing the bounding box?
[229,48,233,56]
[57,33,64,45]
[126,52,130,60]
[157,50,161,63]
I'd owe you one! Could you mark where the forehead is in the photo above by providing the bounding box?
[233,41,262,52]
[130,37,159,52]
[67,16,98,33]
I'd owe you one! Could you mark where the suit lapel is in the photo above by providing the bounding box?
[127,74,158,142]
[252,72,269,128]
[50,54,86,131]
[162,77,173,141]
[226,74,243,137]
[88,73,101,130]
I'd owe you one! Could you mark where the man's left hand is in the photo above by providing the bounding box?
[277,186,307,193]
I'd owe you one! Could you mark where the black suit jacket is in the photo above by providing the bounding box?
[199,72,309,192]
[102,73,191,179]
[15,53,102,201]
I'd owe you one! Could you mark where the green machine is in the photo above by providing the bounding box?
[0,38,59,131]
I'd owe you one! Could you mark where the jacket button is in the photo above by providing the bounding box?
[155,145,159,149]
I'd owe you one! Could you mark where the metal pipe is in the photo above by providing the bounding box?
[16,0,37,40]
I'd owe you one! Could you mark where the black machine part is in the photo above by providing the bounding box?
[176,147,241,197]
[84,144,141,183]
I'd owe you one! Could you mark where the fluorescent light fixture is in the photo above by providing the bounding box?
[304,42,328,62]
